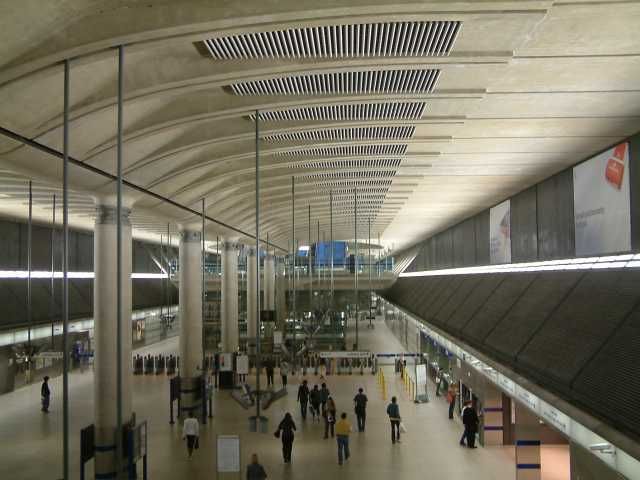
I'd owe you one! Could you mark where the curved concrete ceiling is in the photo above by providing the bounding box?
[1,1,640,252]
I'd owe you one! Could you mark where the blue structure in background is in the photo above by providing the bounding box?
[315,241,347,267]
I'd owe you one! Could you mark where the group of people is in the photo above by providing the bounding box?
[446,382,479,448]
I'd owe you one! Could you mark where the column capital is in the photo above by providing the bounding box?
[180,230,201,243]
[95,205,131,226]
[223,241,240,251]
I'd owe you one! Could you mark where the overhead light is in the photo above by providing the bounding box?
[0,271,168,279]
[399,253,640,277]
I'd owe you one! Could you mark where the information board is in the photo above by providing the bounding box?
[217,435,240,473]
[236,355,249,375]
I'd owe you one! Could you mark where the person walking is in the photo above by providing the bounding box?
[462,401,479,448]
[324,396,337,439]
[320,383,330,413]
[335,412,352,465]
[265,357,275,388]
[309,385,321,422]
[447,384,457,420]
[274,412,296,463]
[182,411,200,459]
[459,400,470,446]
[41,376,51,413]
[353,388,368,432]
[386,396,401,444]
[297,380,310,420]
[246,453,268,480]
[280,360,289,389]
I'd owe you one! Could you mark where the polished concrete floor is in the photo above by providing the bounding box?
[0,319,569,479]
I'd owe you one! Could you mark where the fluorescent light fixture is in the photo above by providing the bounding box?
[400,253,640,277]
[298,245,310,251]
[0,270,168,279]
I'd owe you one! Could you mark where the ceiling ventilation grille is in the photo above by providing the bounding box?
[291,158,401,169]
[251,101,426,121]
[314,179,394,189]
[276,144,407,157]
[298,170,396,181]
[205,21,461,60]
[264,126,415,142]
[230,69,440,96]
[318,186,390,194]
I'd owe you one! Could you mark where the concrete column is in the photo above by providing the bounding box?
[221,241,239,352]
[179,229,203,415]
[264,254,276,310]
[93,205,133,478]
[481,379,504,446]
[515,401,542,480]
[276,257,288,331]
[246,247,257,353]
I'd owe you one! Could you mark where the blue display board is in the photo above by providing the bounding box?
[315,241,347,267]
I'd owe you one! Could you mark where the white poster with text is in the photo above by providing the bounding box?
[574,143,631,256]
[490,200,511,264]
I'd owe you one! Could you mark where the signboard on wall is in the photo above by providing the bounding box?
[490,200,511,264]
[573,142,631,256]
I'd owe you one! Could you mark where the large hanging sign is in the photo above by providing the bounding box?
[573,143,631,256]
[490,200,511,264]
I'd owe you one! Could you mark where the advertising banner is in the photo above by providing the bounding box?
[490,200,511,264]
[574,142,631,256]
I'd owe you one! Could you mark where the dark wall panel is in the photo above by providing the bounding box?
[475,211,490,265]
[537,169,575,260]
[424,276,463,320]
[435,276,482,325]
[0,220,22,269]
[629,133,640,251]
[511,187,538,262]
[435,230,454,268]
[572,308,640,440]
[465,272,537,345]
[518,270,640,386]
[485,271,583,360]
[446,275,504,332]
[453,219,475,267]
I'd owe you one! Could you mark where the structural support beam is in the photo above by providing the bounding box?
[221,241,239,352]
[515,401,542,480]
[179,229,204,417]
[246,247,258,352]
[93,204,133,479]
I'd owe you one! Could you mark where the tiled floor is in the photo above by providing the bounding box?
[0,319,569,479]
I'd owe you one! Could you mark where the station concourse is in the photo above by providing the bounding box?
[1,2,640,479]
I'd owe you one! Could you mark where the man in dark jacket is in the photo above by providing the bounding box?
[246,453,267,479]
[41,376,51,413]
[386,396,401,444]
[462,401,479,448]
[297,380,310,420]
[353,388,368,432]
[265,358,275,387]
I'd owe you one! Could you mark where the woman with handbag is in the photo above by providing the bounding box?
[274,412,297,463]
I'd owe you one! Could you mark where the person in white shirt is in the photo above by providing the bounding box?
[182,412,200,458]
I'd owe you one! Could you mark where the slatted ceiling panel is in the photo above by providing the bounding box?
[485,271,583,360]
[573,308,640,438]
[205,21,461,60]
[230,69,441,96]
[263,125,415,142]
[251,102,427,122]
[292,158,402,170]
[464,273,537,344]
[276,144,407,157]
[297,170,396,181]
[312,179,393,190]
[518,270,640,386]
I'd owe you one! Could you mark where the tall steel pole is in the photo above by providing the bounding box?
[291,177,296,363]
[308,205,312,313]
[317,220,320,285]
[330,190,334,302]
[115,45,124,479]
[354,187,358,350]
[368,217,372,326]
[201,198,207,424]
[50,194,56,348]
[378,233,381,278]
[255,110,263,419]
[27,181,32,352]
[62,58,70,480]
